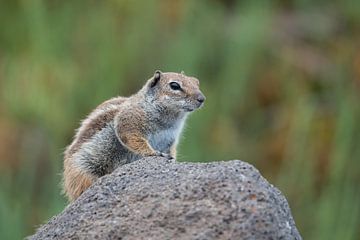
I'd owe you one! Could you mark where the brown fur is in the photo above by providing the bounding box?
[120,133,157,156]
[63,159,95,201]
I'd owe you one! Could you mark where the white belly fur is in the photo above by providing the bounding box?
[148,119,186,152]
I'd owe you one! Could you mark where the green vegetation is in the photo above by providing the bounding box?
[0,0,359,239]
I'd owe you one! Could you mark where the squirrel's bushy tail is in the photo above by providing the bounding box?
[63,159,95,202]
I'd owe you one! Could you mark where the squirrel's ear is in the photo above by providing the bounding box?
[150,70,162,88]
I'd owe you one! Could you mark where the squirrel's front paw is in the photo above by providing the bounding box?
[155,151,174,160]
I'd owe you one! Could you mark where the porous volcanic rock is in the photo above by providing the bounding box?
[29,157,302,240]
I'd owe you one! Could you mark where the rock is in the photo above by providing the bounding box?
[28,157,302,240]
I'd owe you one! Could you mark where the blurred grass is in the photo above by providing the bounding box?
[0,0,360,239]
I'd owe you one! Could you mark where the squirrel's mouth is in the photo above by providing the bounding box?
[184,107,195,112]
[184,103,204,112]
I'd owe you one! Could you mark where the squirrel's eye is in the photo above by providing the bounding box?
[170,82,181,91]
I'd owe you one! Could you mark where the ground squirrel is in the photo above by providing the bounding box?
[63,70,205,201]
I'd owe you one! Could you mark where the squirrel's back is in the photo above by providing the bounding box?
[65,96,127,159]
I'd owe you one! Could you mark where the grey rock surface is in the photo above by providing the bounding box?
[29,157,302,240]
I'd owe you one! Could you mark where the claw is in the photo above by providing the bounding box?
[155,151,173,160]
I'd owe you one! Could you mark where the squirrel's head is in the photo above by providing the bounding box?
[146,70,205,113]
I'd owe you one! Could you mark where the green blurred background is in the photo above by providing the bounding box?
[0,0,359,239]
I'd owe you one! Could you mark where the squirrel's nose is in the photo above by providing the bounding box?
[197,93,206,103]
